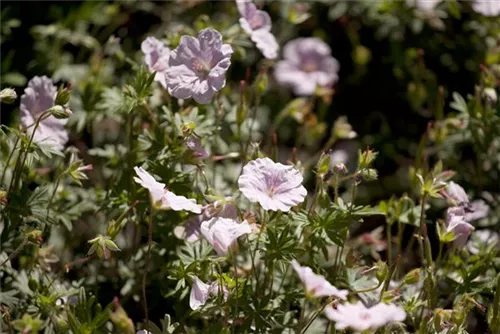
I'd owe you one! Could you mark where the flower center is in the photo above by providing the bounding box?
[193,60,211,77]
[359,312,371,320]
[302,62,318,73]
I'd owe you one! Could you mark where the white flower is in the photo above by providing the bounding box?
[200,217,252,256]
[137,331,152,334]
[236,0,279,59]
[20,76,69,151]
[141,37,170,88]
[291,260,348,299]
[447,181,469,204]
[238,157,307,212]
[175,202,238,243]
[472,0,500,16]
[189,276,228,310]
[324,301,406,332]
[133,166,201,213]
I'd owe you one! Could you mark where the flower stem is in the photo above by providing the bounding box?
[142,213,154,331]
[0,239,28,267]
[0,136,20,187]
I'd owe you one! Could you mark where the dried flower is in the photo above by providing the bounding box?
[236,0,279,59]
[291,260,348,299]
[200,217,252,256]
[133,166,201,213]
[472,0,500,16]
[324,301,406,332]
[20,76,69,151]
[186,136,209,159]
[274,38,339,95]
[238,157,307,212]
[141,37,170,88]
[189,276,228,310]
[166,28,233,104]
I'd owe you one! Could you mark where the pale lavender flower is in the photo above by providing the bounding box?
[446,211,475,247]
[473,0,500,16]
[20,76,69,151]
[274,38,340,95]
[236,0,279,59]
[166,28,233,104]
[200,217,252,256]
[141,37,170,88]
[413,0,441,11]
[238,157,307,212]
[446,181,469,205]
[291,260,348,299]
[465,200,489,221]
[137,331,152,334]
[324,301,406,332]
[175,202,238,242]
[186,136,209,159]
[189,276,228,310]
[133,166,201,213]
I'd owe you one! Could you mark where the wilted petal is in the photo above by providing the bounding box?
[200,218,252,256]
[189,276,211,310]
[238,158,307,212]
[291,260,348,299]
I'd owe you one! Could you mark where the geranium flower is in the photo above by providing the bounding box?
[189,276,228,310]
[141,37,170,88]
[324,301,406,332]
[446,181,469,205]
[291,260,348,299]
[133,166,201,213]
[465,200,489,222]
[473,0,500,16]
[166,28,233,104]
[175,202,238,242]
[20,76,69,151]
[445,212,475,247]
[238,157,307,212]
[200,217,252,256]
[274,38,340,95]
[236,0,279,59]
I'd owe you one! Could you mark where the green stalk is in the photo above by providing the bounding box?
[0,136,20,187]
[142,213,154,331]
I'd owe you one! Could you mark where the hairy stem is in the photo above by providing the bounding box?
[142,213,154,331]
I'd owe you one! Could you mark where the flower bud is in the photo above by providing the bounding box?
[404,269,421,285]
[48,105,72,119]
[333,162,348,174]
[359,168,378,181]
[0,88,17,104]
[358,148,377,169]
[316,153,331,177]
[55,85,72,105]
[483,87,497,104]
[254,67,268,97]
[375,261,388,283]
[333,116,357,139]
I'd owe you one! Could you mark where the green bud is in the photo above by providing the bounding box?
[55,85,72,105]
[48,105,72,119]
[316,153,331,177]
[358,149,378,169]
[26,230,43,244]
[254,68,268,97]
[375,261,388,283]
[0,88,17,104]
[404,269,421,285]
[88,235,120,260]
[360,168,378,181]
